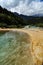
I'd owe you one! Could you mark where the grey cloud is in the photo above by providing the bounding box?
[0,0,43,16]
[0,0,35,8]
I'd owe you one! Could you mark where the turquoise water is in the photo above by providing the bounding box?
[0,31,33,65]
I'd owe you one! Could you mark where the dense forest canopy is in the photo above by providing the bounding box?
[0,6,43,28]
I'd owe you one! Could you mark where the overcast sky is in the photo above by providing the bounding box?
[0,0,43,15]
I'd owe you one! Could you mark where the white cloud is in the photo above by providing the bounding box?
[10,1,43,15]
[0,0,43,15]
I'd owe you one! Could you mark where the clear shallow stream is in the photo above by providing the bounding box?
[0,31,33,65]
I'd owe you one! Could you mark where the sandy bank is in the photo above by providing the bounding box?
[0,28,43,65]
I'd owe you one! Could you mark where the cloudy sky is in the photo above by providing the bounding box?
[0,0,43,15]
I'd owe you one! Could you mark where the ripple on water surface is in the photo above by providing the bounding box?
[0,31,33,65]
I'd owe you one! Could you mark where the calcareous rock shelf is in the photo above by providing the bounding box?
[0,28,43,65]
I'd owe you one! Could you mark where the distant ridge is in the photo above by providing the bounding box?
[0,6,43,28]
[14,12,43,20]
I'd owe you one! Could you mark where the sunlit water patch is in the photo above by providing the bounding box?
[0,31,34,65]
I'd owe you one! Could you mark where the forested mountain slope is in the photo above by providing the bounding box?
[0,6,43,28]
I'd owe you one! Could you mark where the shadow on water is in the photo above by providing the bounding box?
[0,31,34,65]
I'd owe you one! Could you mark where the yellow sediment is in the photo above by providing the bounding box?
[0,28,43,65]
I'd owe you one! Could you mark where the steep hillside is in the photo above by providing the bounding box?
[0,6,24,28]
[0,6,43,28]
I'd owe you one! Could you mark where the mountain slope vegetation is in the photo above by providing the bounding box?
[0,6,25,28]
[0,6,43,28]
